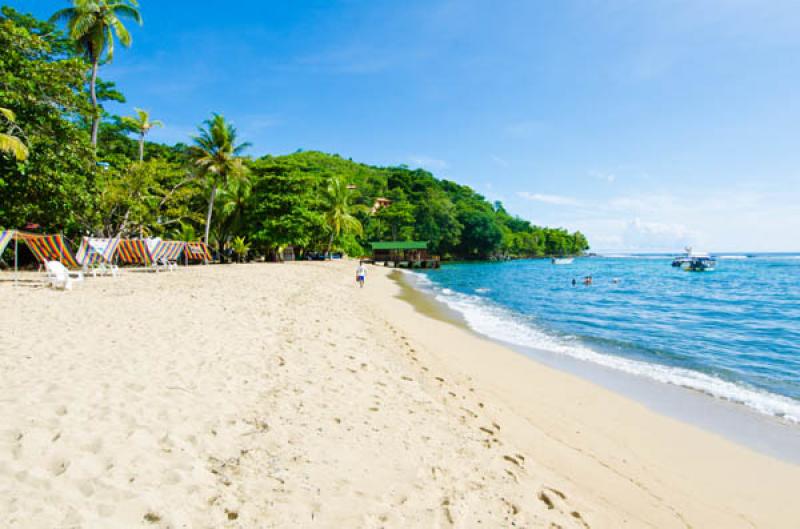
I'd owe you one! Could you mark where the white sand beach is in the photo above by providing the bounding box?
[1,261,799,528]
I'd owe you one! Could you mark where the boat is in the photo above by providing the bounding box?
[681,255,716,272]
[552,257,574,265]
[671,246,694,267]
[672,247,716,271]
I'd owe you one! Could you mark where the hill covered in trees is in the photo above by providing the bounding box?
[0,6,588,262]
[238,151,589,259]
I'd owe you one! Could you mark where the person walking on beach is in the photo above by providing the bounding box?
[356,261,367,288]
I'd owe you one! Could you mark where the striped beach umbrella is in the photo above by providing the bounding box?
[15,232,80,269]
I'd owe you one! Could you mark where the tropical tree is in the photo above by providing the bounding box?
[188,113,250,244]
[231,236,250,263]
[246,158,322,260]
[0,107,28,161]
[324,177,363,257]
[50,0,142,147]
[213,176,252,261]
[174,222,197,242]
[120,108,162,161]
[1,8,97,233]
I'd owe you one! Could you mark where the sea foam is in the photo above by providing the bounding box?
[402,270,800,424]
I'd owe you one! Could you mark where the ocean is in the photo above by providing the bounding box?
[406,254,800,424]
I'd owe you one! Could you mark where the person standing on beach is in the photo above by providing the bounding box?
[356,261,367,288]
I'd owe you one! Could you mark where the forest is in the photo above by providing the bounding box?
[0,5,589,262]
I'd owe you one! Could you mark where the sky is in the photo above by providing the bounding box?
[14,0,800,251]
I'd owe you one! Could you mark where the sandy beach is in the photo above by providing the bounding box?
[1,261,799,528]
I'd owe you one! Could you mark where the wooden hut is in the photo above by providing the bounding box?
[369,241,440,269]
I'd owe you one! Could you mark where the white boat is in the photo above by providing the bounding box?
[681,255,716,272]
[552,257,574,265]
[671,246,694,267]
[673,248,716,272]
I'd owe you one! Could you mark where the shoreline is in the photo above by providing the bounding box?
[390,268,800,464]
[365,262,800,527]
[2,261,799,527]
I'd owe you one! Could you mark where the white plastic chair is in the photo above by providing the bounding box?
[156,257,177,272]
[89,262,120,278]
[45,261,84,290]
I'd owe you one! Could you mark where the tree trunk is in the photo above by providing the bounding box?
[138,132,145,161]
[90,59,99,147]
[326,230,335,259]
[204,185,217,243]
[117,208,131,237]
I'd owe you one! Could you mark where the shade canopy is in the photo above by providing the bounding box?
[370,241,428,251]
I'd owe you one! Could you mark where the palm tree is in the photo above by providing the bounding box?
[214,176,252,262]
[188,113,250,244]
[174,222,197,242]
[0,108,28,161]
[324,177,363,257]
[121,108,162,161]
[231,236,251,263]
[50,0,143,147]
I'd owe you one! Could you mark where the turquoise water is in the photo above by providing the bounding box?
[409,254,800,423]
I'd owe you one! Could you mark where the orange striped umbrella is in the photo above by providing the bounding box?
[185,242,212,262]
[117,239,153,265]
[15,232,80,269]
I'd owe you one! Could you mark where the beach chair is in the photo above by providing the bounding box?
[150,240,185,271]
[45,261,84,290]
[76,237,121,277]
[88,261,120,278]
[118,239,160,272]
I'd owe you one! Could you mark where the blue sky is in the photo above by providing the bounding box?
[16,0,800,251]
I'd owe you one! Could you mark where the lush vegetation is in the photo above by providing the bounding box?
[0,5,589,262]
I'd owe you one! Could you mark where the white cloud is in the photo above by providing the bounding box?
[621,218,697,250]
[513,186,800,252]
[517,192,582,206]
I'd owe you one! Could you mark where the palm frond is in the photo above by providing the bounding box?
[71,12,98,39]
[233,142,252,155]
[0,108,16,122]
[48,7,77,25]
[110,4,143,25]
[110,18,132,47]
[104,25,115,61]
[0,133,29,161]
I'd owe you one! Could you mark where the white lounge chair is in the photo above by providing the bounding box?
[86,262,120,278]
[45,261,84,290]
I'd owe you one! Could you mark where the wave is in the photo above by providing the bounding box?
[402,271,800,424]
[718,255,748,260]
[600,254,667,260]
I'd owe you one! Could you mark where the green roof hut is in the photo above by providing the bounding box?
[369,241,439,268]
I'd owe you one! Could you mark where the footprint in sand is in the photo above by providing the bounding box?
[48,457,70,476]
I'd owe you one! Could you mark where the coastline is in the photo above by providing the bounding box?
[367,263,800,527]
[392,268,800,464]
[2,261,799,527]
